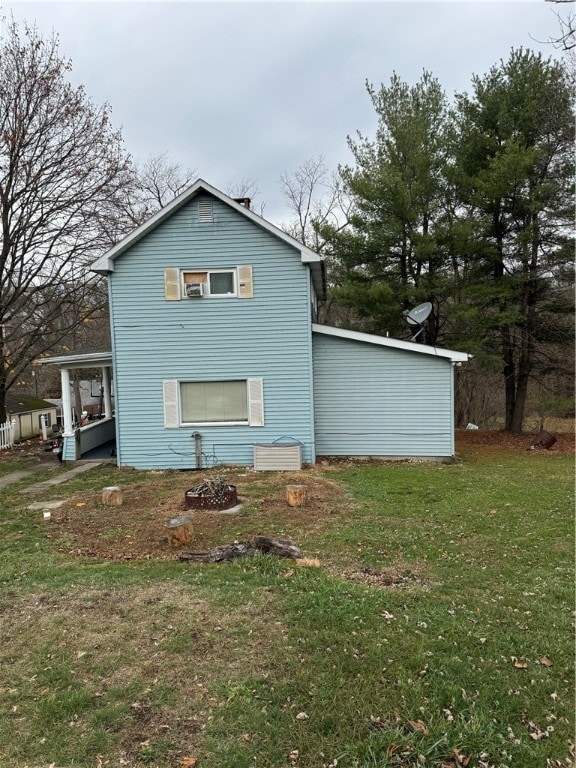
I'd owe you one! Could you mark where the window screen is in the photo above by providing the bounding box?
[180,381,248,423]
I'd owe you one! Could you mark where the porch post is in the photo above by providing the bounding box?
[61,368,73,435]
[102,366,112,418]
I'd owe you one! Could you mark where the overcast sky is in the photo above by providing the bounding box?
[3,1,568,224]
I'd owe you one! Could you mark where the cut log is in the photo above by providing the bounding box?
[252,536,302,558]
[165,515,193,548]
[179,536,302,563]
[102,486,123,506]
[286,484,306,507]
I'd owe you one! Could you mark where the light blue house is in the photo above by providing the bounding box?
[38,180,468,469]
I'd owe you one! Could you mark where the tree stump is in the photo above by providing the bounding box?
[102,486,123,506]
[165,515,193,548]
[530,430,557,450]
[286,484,306,507]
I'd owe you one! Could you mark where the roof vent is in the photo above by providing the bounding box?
[198,201,213,223]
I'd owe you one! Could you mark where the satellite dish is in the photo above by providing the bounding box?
[403,302,432,341]
[404,302,432,326]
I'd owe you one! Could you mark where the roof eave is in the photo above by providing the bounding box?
[312,324,470,362]
[35,351,113,369]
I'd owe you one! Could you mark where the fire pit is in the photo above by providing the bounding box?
[184,476,238,511]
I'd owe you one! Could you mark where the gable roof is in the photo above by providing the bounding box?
[312,324,470,362]
[91,179,326,298]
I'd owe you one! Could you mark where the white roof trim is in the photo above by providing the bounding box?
[91,178,322,273]
[35,351,113,369]
[312,324,470,362]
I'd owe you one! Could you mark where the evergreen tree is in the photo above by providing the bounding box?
[454,49,574,432]
[320,72,454,342]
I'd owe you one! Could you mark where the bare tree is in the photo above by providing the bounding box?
[0,19,134,421]
[129,152,197,224]
[226,178,265,216]
[279,156,352,252]
[544,0,576,50]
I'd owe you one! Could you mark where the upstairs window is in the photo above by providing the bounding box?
[183,269,236,297]
[164,266,253,300]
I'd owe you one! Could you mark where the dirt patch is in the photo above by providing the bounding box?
[29,430,574,563]
[44,469,348,562]
[344,565,425,589]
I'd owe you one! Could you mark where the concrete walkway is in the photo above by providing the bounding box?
[19,461,104,494]
[0,463,55,490]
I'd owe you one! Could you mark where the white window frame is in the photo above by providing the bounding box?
[163,378,264,428]
[182,268,237,298]
[165,265,253,301]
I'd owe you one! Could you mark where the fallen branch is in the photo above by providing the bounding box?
[178,536,303,563]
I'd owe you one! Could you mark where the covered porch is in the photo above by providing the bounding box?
[35,351,115,462]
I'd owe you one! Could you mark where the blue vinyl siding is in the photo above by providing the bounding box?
[109,194,315,469]
[312,332,456,458]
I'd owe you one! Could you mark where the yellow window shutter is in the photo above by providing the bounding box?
[247,378,264,426]
[164,268,181,300]
[238,265,253,299]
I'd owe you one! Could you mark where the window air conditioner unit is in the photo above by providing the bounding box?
[185,282,205,298]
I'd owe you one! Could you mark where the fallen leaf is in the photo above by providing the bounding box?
[512,657,528,669]
[288,749,299,763]
[296,711,309,720]
[179,758,197,768]
[284,569,295,578]
[446,747,470,766]
[538,656,553,667]
[369,715,394,730]
[405,719,429,735]
[527,720,549,741]
[296,558,321,567]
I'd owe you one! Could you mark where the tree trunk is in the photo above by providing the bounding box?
[0,372,6,424]
[72,376,83,425]
[0,323,7,423]
[500,326,517,432]
[510,372,529,433]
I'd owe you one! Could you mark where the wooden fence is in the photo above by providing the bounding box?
[0,419,16,450]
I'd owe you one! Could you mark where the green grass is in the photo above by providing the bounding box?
[0,447,573,767]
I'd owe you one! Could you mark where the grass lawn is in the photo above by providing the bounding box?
[0,438,573,768]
